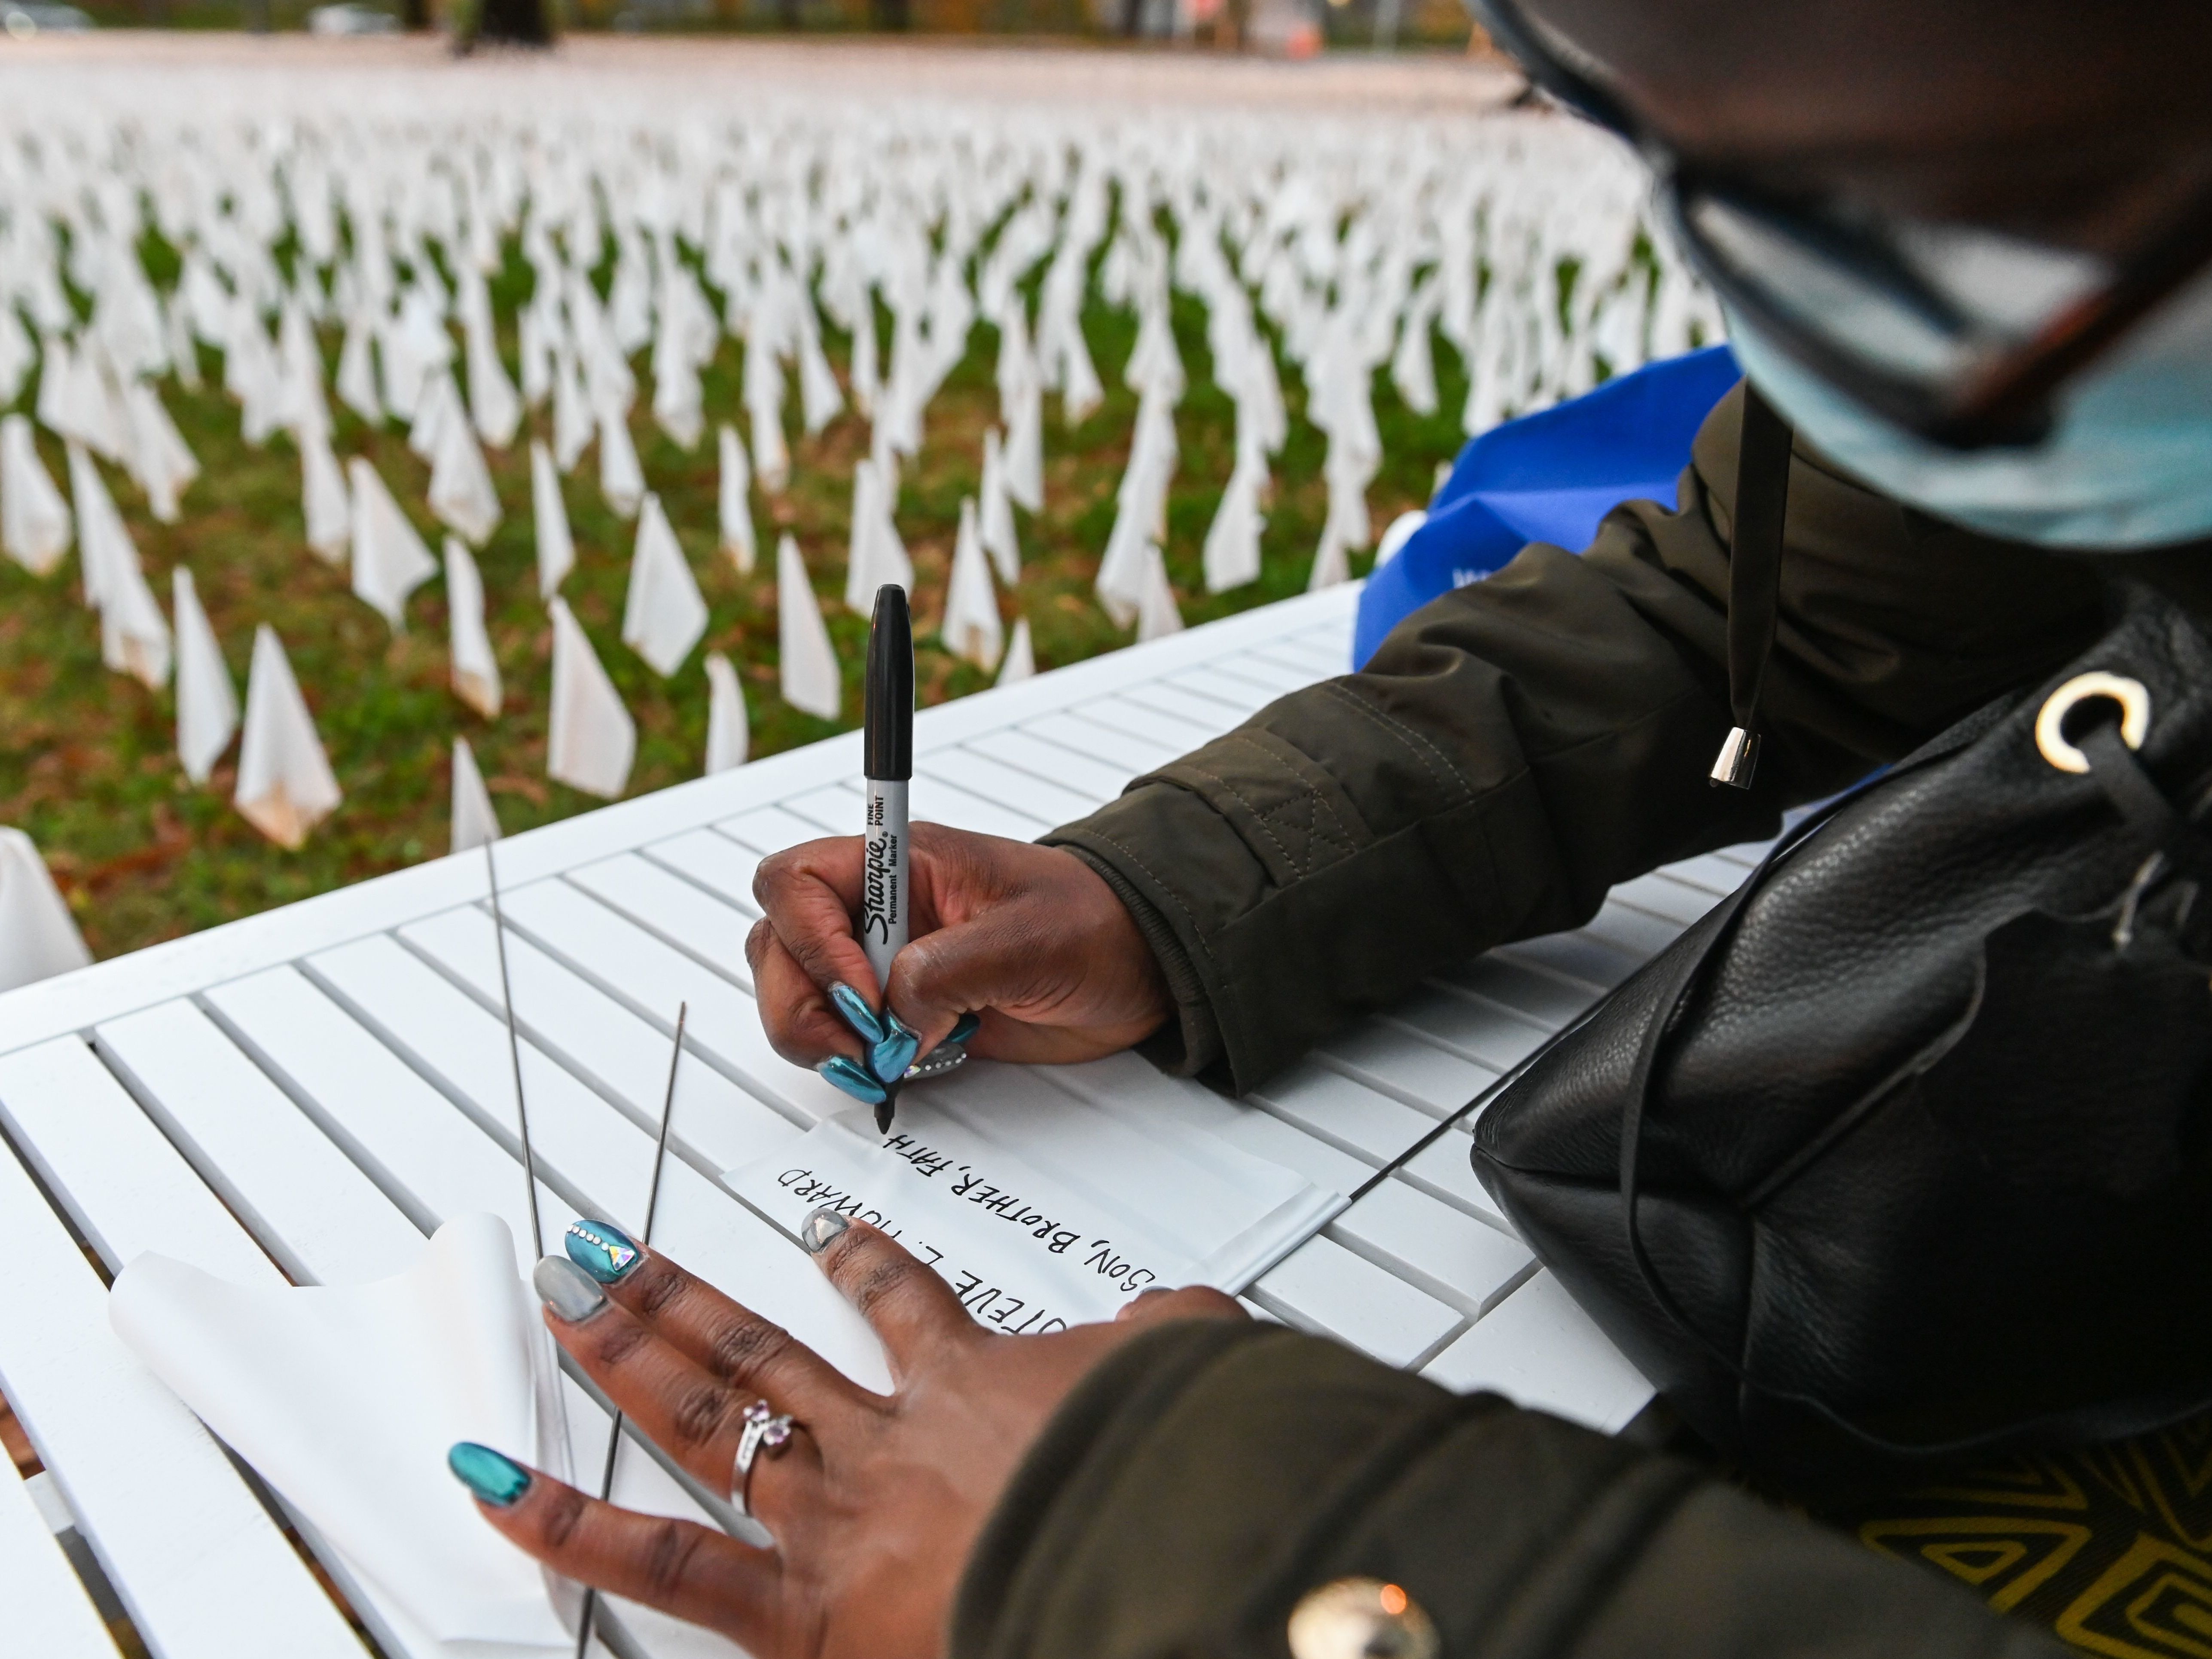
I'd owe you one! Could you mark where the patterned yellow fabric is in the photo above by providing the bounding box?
[1819,1415,2212,1657]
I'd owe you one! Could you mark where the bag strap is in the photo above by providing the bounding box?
[1711,385,1794,789]
[1615,770,2212,1460]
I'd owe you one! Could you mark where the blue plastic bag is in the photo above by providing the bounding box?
[1354,345,1740,668]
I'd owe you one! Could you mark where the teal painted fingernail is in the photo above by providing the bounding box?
[449,1442,532,1507]
[946,1011,981,1046]
[800,1207,850,1254]
[828,983,885,1045]
[533,1255,608,1323]
[870,1012,920,1083]
[818,1054,888,1105]
[564,1218,642,1283]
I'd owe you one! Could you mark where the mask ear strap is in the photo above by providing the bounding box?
[1711,382,1794,788]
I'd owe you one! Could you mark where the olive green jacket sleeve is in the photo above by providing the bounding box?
[953,1320,2064,1659]
[1042,384,2110,1094]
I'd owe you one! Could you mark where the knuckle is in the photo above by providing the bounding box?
[847,1254,927,1320]
[640,1517,702,1601]
[670,1381,738,1449]
[632,1261,693,1320]
[540,1484,589,1552]
[751,852,796,909]
[593,1317,652,1369]
[706,1315,796,1387]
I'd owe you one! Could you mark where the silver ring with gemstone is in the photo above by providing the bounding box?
[733,1399,796,1518]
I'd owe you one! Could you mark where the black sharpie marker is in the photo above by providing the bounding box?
[862,584,913,1133]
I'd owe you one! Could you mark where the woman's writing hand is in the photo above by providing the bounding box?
[459,1216,1243,1659]
[747,824,1173,1069]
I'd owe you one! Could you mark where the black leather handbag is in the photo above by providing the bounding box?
[1471,412,2212,1481]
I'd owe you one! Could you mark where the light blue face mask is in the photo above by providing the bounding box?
[1725,266,2212,551]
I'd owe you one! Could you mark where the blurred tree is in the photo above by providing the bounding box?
[474,0,552,41]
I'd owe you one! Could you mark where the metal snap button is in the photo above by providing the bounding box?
[1287,1577,1439,1659]
[2035,671,2150,774]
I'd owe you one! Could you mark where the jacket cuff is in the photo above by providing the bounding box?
[1059,843,1225,1079]
[952,1320,2068,1659]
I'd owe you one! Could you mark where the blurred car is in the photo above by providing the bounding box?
[3,3,95,34]
[307,2,400,32]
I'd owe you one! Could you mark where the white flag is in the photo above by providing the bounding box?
[940,496,1004,672]
[996,616,1036,685]
[234,623,342,849]
[449,736,502,854]
[750,386,790,496]
[1135,544,1185,644]
[1,413,72,575]
[598,400,645,521]
[978,427,1021,587]
[777,534,842,721]
[1003,375,1045,512]
[335,310,383,424]
[464,304,522,449]
[547,596,636,800]
[844,457,912,611]
[122,380,198,525]
[621,493,708,678]
[1202,449,1266,595]
[0,828,93,994]
[531,440,574,599]
[1307,527,1352,593]
[552,349,593,474]
[408,368,458,461]
[428,394,503,548]
[444,538,503,718]
[704,650,749,773]
[71,442,171,689]
[301,425,351,565]
[717,423,756,576]
[347,458,439,629]
[172,565,238,785]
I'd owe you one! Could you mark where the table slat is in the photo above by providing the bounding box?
[299,932,662,1232]
[491,880,853,1122]
[1422,1271,1654,1433]
[1251,1235,1464,1369]
[566,857,759,989]
[1016,709,1180,773]
[1314,1022,1498,1119]
[202,966,564,1274]
[1068,695,1220,752]
[640,828,767,917]
[0,1460,119,1659]
[957,728,1140,803]
[0,1041,368,1659]
[393,907,807,1169]
[1327,1182,1535,1318]
[94,1000,423,1286]
[915,749,1104,826]
[715,804,827,857]
[1112,680,1248,735]
[1250,1062,1437,1167]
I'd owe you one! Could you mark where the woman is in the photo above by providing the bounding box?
[452,2,2212,1652]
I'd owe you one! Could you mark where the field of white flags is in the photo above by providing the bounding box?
[0,40,1723,968]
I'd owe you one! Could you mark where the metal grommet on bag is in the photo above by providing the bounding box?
[1287,1578,1439,1659]
[2035,672,2151,774]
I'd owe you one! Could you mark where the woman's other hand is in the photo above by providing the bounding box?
[746,824,1173,1071]
[453,1216,1244,1659]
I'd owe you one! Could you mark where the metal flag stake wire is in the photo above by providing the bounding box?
[485,847,689,1657]
[484,843,545,1262]
[573,1001,688,1659]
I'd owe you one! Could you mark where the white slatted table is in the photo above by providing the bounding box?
[0,584,1759,1659]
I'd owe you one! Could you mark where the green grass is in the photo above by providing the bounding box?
[0,290,1471,960]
